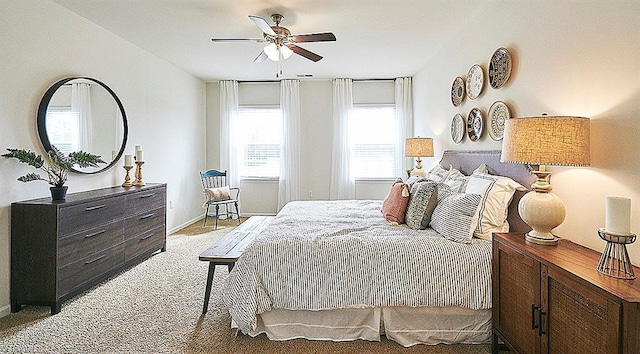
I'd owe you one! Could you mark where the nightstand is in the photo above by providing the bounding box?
[492,232,640,353]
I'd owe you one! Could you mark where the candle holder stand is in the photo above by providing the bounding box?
[122,165,133,187]
[133,161,146,186]
[597,228,636,280]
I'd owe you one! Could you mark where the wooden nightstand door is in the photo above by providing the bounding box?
[542,266,621,354]
[493,240,541,354]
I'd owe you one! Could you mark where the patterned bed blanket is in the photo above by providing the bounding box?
[222,200,492,333]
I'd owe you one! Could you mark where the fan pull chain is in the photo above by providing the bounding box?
[276,53,283,78]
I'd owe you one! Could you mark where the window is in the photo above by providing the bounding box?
[235,106,282,178]
[45,108,80,155]
[348,104,398,179]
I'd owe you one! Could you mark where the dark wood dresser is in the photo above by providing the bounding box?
[10,183,167,314]
[492,232,640,354]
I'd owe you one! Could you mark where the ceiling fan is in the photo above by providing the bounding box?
[211,13,336,63]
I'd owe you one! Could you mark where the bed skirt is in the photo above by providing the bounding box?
[232,306,491,347]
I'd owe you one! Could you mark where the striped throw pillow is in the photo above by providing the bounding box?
[430,193,482,244]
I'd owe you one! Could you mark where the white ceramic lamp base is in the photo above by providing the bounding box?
[519,190,566,245]
[410,158,427,177]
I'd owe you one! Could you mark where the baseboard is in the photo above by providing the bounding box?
[242,212,277,216]
[167,215,203,235]
[0,303,11,318]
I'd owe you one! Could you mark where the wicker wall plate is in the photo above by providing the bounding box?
[489,47,512,89]
[488,101,510,140]
[467,108,483,142]
[451,76,465,106]
[451,113,465,143]
[466,64,484,100]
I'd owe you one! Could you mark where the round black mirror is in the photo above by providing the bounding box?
[37,77,128,174]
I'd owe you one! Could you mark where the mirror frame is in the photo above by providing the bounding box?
[37,77,128,174]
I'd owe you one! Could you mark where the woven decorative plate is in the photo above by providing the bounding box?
[451,76,465,107]
[466,64,484,100]
[488,101,510,140]
[489,47,512,89]
[467,108,483,142]
[451,113,465,143]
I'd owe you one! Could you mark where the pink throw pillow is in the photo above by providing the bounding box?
[382,179,410,224]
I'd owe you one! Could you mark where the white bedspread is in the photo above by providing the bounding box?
[223,200,492,333]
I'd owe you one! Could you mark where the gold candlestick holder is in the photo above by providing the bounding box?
[133,161,146,186]
[122,165,133,187]
[597,228,636,279]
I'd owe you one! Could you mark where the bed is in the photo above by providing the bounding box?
[222,150,535,347]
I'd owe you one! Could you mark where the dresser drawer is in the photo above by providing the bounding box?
[126,187,166,214]
[58,219,125,268]
[59,196,126,236]
[125,226,165,262]
[58,242,125,296]
[125,207,166,240]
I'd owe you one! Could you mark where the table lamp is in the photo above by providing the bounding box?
[405,137,434,177]
[501,115,590,245]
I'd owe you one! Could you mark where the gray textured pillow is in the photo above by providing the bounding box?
[405,181,446,230]
[430,193,482,244]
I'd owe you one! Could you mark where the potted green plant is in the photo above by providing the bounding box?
[2,146,106,201]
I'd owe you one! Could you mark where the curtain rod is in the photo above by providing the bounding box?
[235,78,397,84]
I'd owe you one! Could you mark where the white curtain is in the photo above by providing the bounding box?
[278,79,301,211]
[395,77,414,177]
[72,82,92,152]
[219,80,241,188]
[329,78,355,200]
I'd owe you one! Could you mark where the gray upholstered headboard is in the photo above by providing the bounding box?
[438,150,536,234]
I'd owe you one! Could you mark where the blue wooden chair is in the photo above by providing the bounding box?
[199,169,240,229]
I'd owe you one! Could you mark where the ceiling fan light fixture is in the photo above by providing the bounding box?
[280,45,293,59]
[264,43,279,61]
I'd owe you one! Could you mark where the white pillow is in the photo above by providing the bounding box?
[426,164,451,182]
[465,172,527,240]
[474,163,489,174]
[442,168,468,193]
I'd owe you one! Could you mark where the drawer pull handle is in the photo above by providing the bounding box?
[85,254,106,265]
[140,233,154,241]
[85,230,106,238]
[139,194,154,198]
[139,213,155,220]
[85,205,106,211]
[538,308,546,336]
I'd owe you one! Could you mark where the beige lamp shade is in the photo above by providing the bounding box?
[405,137,434,158]
[500,116,590,245]
[405,137,434,177]
[500,116,590,166]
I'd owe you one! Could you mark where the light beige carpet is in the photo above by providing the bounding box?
[0,221,491,353]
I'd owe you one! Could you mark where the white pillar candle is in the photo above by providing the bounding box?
[135,145,142,152]
[605,197,631,234]
[124,154,133,167]
[135,150,144,162]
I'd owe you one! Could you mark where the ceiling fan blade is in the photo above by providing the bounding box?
[287,44,323,62]
[290,32,336,43]
[248,15,276,36]
[254,51,268,63]
[211,38,263,43]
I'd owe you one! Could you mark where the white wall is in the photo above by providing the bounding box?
[205,79,396,215]
[413,1,640,263]
[0,0,206,317]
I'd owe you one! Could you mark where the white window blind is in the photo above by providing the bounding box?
[236,106,282,178]
[349,104,398,179]
[45,108,79,155]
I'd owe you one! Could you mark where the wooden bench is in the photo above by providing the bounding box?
[199,215,274,314]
